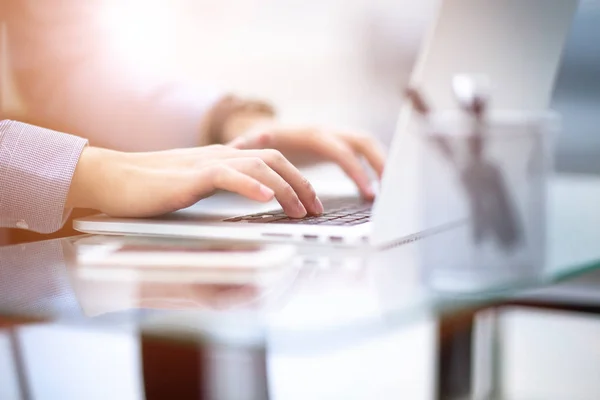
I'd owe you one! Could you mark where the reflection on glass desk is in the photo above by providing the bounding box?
[1,174,600,399]
[0,174,599,348]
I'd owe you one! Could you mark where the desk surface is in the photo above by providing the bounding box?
[0,173,599,353]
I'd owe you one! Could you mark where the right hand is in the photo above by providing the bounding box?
[66,145,324,218]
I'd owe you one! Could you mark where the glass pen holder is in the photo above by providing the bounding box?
[418,111,560,293]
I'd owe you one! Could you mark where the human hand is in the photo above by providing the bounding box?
[137,282,260,310]
[66,145,324,219]
[228,124,386,199]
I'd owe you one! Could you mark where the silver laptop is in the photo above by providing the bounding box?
[74,0,578,247]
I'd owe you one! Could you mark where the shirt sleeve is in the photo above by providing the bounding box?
[0,120,88,234]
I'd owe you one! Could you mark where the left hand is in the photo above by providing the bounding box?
[228,123,386,199]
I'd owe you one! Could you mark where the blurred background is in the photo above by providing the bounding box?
[0,0,435,146]
[552,0,600,172]
[1,0,599,161]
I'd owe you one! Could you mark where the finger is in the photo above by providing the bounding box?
[344,135,386,178]
[228,136,248,149]
[228,130,274,150]
[229,157,307,218]
[208,165,275,202]
[306,132,375,199]
[238,149,323,215]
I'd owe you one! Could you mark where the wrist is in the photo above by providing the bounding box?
[66,147,123,211]
[204,95,276,144]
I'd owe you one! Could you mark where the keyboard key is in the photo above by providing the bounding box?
[322,220,350,226]
[337,217,360,222]
[271,218,306,223]
[348,220,368,226]
[247,216,287,223]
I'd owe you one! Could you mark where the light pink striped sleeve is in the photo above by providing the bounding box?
[0,120,88,233]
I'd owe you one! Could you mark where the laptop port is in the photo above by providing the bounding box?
[303,234,319,241]
[329,236,344,243]
[262,233,292,238]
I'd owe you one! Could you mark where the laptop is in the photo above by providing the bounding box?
[74,0,578,247]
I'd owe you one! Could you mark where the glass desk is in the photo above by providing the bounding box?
[1,173,599,399]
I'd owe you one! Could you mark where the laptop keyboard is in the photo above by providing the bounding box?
[223,197,372,226]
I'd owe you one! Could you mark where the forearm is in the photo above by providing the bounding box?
[0,120,87,233]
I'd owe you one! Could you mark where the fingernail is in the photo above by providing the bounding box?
[295,201,307,217]
[256,131,272,147]
[364,184,375,199]
[313,197,324,214]
[259,185,275,199]
[369,182,378,197]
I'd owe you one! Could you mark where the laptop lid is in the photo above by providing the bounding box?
[371,0,579,246]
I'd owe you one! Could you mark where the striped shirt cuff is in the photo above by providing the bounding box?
[0,120,88,233]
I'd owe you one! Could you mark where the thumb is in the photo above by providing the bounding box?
[227,136,249,149]
[227,130,274,150]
